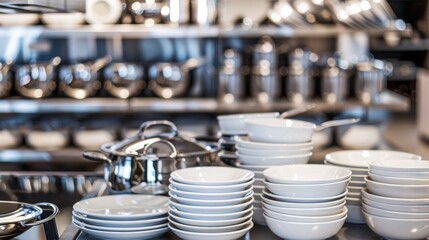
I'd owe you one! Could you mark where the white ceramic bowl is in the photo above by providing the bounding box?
[365,177,429,199]
[262,201,345,216]
[369,168,429,179]
[72,217,167,232]
[264,214,347,240]
[362,203,429,219]
[264,177,350,198]
[370,159,429,172]
[236,136,313,150]
[252,207,266,226]
[264,164,352,184]
[168,210,252,227]
[345,204,365,224]
[325,150,421,169]
[169,191,253,206]
[362,196,429,213]
[170,167,254,186]
[168,206,252,221]
[323,161,368,175]
[348,180,366,187]
[262,194,346,208]
[253,171,264,179]
[169,178,254,193]
[41,12,85,27]
[239,165,271,171]
[168,217,252,233]
[254,178,264,186]
[263,189,348,203]
[169,221,254,240]
[350,174,367,182]
[345,197,361,206]
[0,13,39,26]
[253,199,262,208]
[238,153,311,166]
[236,146,312,156]
[368,172,429,185]
[347,186,363,193]
[363,212,429,240]
[361,188,429,205]
[246,118,315,143]
[253,186,264,194]
[263,207,348,223]
[169,198,253,214]
[217,112,279,135]
[72,211,167,228]
[168,185,252,200]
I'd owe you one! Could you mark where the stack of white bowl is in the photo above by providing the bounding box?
[324,150,421,224]
[72,195,169,240]
[261,164,351,239]
[168,167,254,240]
[362,159,429,240]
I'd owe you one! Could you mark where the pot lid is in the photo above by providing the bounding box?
[0,201,42,224]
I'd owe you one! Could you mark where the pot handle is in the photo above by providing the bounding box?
[138,120,178,139]
[81,151,113,166]
[22,202,59,227]
[142,139,178,158]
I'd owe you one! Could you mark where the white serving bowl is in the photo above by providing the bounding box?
[168,185,252,200]
[169,206,252,221]
[362,203,429,219]
[236,136,313,150]
[325,150,421,169]
[345,197,361,206]
[361,188,429,205]
[169,222,254,240]
[168,217,251,233]
[252,207,266,226]
[263,189,348,203]
[324,161,368,175]
[263,164,352,184]
[169,198,253,214]
[217,112,279,135]
[263,207,348,223]
[72,217,167,232]
[169,191,253,206]
[254,178,264,186]
[262,194,346,208]
[253,199,262,208]
[239,165,271,172]
[168,210,252,227]
[238,153,311,166]
[369,168,429,179]
[363,212,429,240]
[368,172,429,185]
[169,178,254,193]
[362,196,429,213]
[246,118,315,143]
[170,167,254,186]
[345,204,365,224]
[370,159,429,172]
[254,193,262,202]
[237,146,312,156]
[72,211,167,228]
[263,201,345,216]
[264,214,346,240]
[264,177,350,198]
[365,177,429,199]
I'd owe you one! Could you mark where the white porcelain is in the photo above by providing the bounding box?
[370,159,429,172]
[252,207,266,226]
[41,13,85,27]
[362,203,429,219]
[369,172,429,185]
[262,201,345,216]
[0,14,39,26]
[74,223,168,240]
[169,198,253,214]
[345,204,365,224]
[347,192,361,198]
[169,206,252,221]
[263,207,348,223]
[345,197,361,206]
[169,178,254,193]
[169,222,253,240]
[348,180,366,187]
[253,171,264,179]
[217,112,279,135]
[171,167,254,186]
[73,195,168,220]
[72,217,167,232]
[253,186,264,194]
[85,0,122,24]
[169,216,251,233]
[239,164,271,171]
[365,177,429,199]
[263,177,350,198]
[262,194,346,208]
[325,150,421,169]
[263,164,352,184]
[236,136,313,150]
[362,196,429,213]
[254,178,264,186]
[361,188,429,205]
[254,193,262,201]
[169,192,253,206]
[168,185,252,200]
[350,174,367,182]
[168,210,252,227]
[369,168,429,179]
[347,186,363,193]
[238,153,311,166]
[324,160,368,175]
[264,214,347,240]
[237,146,312,156]
[363,212,429,240]
[253,199,262,208]
[72,211,167,227]
[262,189,348,203]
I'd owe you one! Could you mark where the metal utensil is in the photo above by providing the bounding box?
[218,49,244,103]
[104,63,145,99]
[0,59,13,98]
[279,104,316,119]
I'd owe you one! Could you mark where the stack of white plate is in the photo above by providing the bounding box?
[261,164,351,239]
[235,136,313,225]
[168,167,254,240]
[72,195,169,239]
[324,150,421,224]
[362,160,429,240]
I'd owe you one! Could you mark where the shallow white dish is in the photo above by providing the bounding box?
[169,222,253,240]
[72,211,167,227]
[239,164,272,171]
[169,178,254,193]
[41,12,85,27]
[169,210,252,227]
[169,206,252,221]
[217,112,279,135]
[362,196,429,213]
[72,217,167,232]
[264,164,351,184]
[264,214,347,240]
[345,204,365,224]
[263,201,345,216]
[171,167,254,186]
[74,223,168,240]
[169,198,253,214]
[361,188,429,205]
[252,207,266,226]
[323,160,368,175]
[325,150,421,169]
[263,207,348,223]
[236,136,313,150]
[369,168,429,179]
[0,13,39,26]
[254,178,264,186]
[169,191,253,206]
[365,177,429,199]
[169,216,251,233]
[370,159,429,172]
[168,185,252,200]
[368,172,429,185]
[238,153,311,166]
[362,203,429,219]
[73,195,168,220]
[262,189,348,203]
[363,211,429,240]
[237,146,312,156]
[262,194,346,208]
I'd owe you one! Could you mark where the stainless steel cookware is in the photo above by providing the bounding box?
[321,55,351,104]
[15,57,61,99]
[103,63,144,99]
[127,0,169,24]
[0,59,13,98]
[218,49,244,103]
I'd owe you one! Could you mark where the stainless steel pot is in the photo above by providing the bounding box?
[127,0,169,24]
[59,56,112,99]
[218,49,244,103]
[15,57,61,99]
[0,59,13,98]
[103,63,145,99]
[321,56,351,104]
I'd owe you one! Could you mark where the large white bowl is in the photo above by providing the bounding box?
[368,172,429,185]
[350,174,367,182]
[169,198,253,214]
[348,180,366,187]
[263,201,345,216]
[264,214,346,240]
[262,194,346,208]
[236,136,313,150]
[238,153,311,166]
[169,206,252,221]
[263,207,348,223]
[363,212,429,240]
[169,178,254,193]
[169,222,254,240]
[362,196,429,213]
[217,112,279,135]
[264,177,350,198]
[264,164,352,184]
[362,203,429,219]
[361,188,429,205]
[171,167,254,186]
[369,168,429,179]
[347,186,363,193]
[237,146,312,156]
[370,159,429,172]
[246,118,315,143]
[263,189,348,203]
[325,150,421,169]
[168,210,252,227]
[168,217,252,233]
[365,177,429,199]
[323,160,368,175]
[168,185,252,200]
[169,191,253,206]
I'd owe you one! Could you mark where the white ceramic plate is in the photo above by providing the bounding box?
[365,177,429,199]
[262,189,348,203]
[72,211,167,227]
[217,112,279,135]
[169,206,253,221]
[41,12,85,27]
[169,217,251,233]
[262,201,345,216]
[262,194,346,208]
[238,153,311,165]
[72,217,167,232]
[170,167,254,186]
[236,136,313,150]
[169,198,253,214]
[169,178,254,193]
[236,146,312,156]
[0,14,39,26]
[73,195,168,220]
[168,185,252,200]
[370,159,429,172]
[368,172,429,185]
[361,188,429,205]
[362,203,429,219]
[168,210,252,227]
[169,191,253,206]
[169,222,253,240]
[75,223,168,239]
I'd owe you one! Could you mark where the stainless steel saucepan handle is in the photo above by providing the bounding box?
[138,120,178,139]
[22,202,59,227]
[90,55,112,73]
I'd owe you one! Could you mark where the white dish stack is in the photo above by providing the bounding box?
[362,160,429,240]
[261,164,351,239]
[168,167,254,240]
[72,195,169,240]
[324,150,421,224]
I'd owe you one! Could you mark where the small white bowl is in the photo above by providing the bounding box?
[264,214,346,240]
[168,210,252,227]
[264,164,352,184]
[345,204,365,224]
[252,207,266,226]
[368,172,429,185]
[362,203,429,219]
[169,178,254,193]
[263,189,348,203]
[361,188,429,206]
[169,221,253,240]
[168,185,252,200]
[168,217,252,233]
[263,207,348,223]
[262,194,346,209]
[365,177,429,199]
[262,201,345,216]
[362,196,429,213]
[169,191,253,206]
[363,212,429,240]
[168,206,252,221]
[370,159,429,172]
[236,136,313,150]
[217,112,279,135]
[369,168,429,179]
[169,198,253,214]
[171,167,254,186]
[237,146,312,156]
[238,153,311,166]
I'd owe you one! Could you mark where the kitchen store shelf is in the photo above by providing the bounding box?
[0,148,87,163]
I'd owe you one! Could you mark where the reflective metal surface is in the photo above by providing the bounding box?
[103,63,145,99]
[0,59,13,98]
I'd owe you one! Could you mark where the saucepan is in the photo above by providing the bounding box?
[103,63,145,99]
[0,59,13,98]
